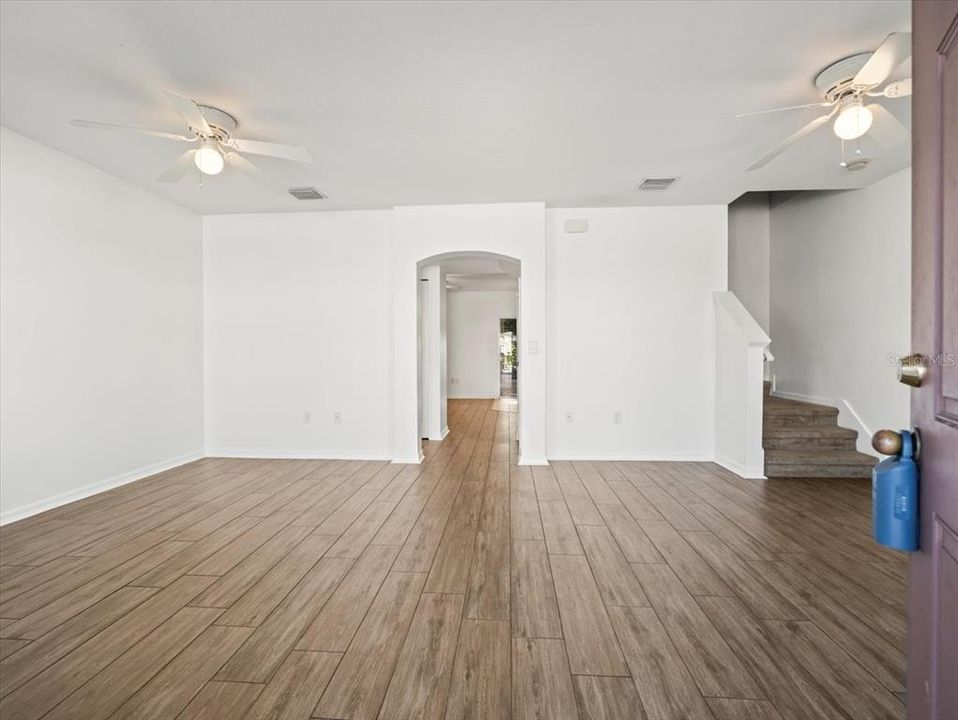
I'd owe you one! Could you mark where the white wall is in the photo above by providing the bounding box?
[447,290,517,398]
[728,192,770,333]
[0,127,204,522]
[390,204,547,464]
[418,263,447,440]
[769,168,911,453]
[203,211,392,459]
[546,206,728,460]
[714,292,769,479]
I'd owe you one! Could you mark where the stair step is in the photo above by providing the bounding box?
[763,426,858,450]
[764,398,838,416]
[764,415,840,427]
[765,464,874,479]
[764,426,858,439]
[764,449,876,467]
[763,436,857,451]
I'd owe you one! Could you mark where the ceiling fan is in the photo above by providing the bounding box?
[740,32,912,171]
[71,91,313,188]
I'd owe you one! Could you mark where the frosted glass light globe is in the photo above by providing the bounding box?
[833,101,873,140]
[194,145,224,175]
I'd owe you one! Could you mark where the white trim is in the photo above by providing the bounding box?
[546,452,713,462]
[837,398,879,458]
[206,449,392,461]
[428,426,450,442]
[391,455,423,465]
[769,388,835,407]
[518,455,550,466]
[0,450,204,526]
[715,455,767,480]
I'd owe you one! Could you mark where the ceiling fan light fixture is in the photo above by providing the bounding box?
[194,143,224,175]
[833,98,873,140]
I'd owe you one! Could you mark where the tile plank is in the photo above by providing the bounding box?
[379,592,463,720]
[549,554,627,676]
[315,571,427,720]
[608,605,713,720]
[243,650,340,720]
[444,619,511,720]
[573,675,645,720]
[216,556,352,683]
[511,539,562,639]
[512,637,577,720]
[110,624,255,720]
[176,681,264,720]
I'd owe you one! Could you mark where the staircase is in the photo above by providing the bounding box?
[763,383,877,478]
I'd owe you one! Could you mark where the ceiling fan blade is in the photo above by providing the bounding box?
[158,149,198,182]
[854,32,912,87]
[230,138,313,163]
[71,119,194,142]
[746,109,838,171]
[735,100,834,118]
[165,90,212,136]
[225,153,288,193]
[866,104,909,149]
[880,78,912,98]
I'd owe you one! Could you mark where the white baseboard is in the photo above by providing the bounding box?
[546,452,713,462]
[206,449,392,461]
[769,388,835,407]
[518,455,550,466]
[428,426,450,442]
[715,456,767,480]
[391,455,423,465]
[0,450,204,526]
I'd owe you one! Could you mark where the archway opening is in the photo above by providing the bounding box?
[416,251,521,460]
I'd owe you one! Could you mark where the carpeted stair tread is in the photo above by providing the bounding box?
[763,399,839,416]
[765,465,874,479]
[763,426,858,439]
[764,449,876,467]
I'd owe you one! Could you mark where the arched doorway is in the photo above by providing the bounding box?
[388,203,547,466]
[416,252,521,459]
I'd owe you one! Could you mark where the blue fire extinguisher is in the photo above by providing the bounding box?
[872,429,919,552]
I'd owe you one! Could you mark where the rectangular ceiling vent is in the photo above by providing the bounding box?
[638,177,678,191]
[288,187,327,200]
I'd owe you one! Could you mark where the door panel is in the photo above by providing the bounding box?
[909,2,958,719]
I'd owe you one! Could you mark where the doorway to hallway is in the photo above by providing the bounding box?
[499,318,517,399]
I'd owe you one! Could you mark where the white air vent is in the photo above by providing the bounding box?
[637,177,678,191]
[288,187,327,200]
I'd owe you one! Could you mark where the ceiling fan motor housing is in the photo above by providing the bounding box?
[196,104,237,140]
[814,53,873,101]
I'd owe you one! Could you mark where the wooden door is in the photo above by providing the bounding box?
[909,2,958,718]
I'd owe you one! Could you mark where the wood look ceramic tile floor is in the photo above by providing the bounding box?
[0,399,907,720]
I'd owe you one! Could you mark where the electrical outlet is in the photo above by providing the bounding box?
[303,410,312,424]
[565,411,573,423]
[333,410,342,424]
[613,411,622,425]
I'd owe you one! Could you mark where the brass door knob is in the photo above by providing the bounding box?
[872,428,921,459]
[898,353,928,387]
[872,429,903,455]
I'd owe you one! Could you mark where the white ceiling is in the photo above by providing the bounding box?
[0,1,911,214]
[440,256,520,292]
